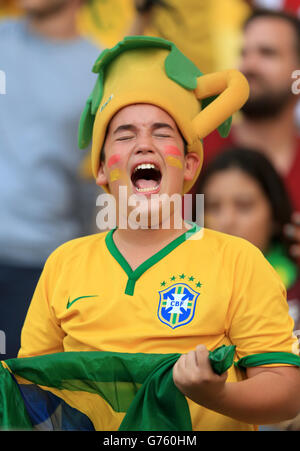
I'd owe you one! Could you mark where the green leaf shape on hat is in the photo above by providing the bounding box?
[78,36,232,149]
[201,95,232,137]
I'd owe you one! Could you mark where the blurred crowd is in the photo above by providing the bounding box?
[0,0,300,430]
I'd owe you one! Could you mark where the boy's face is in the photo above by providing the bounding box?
[96,104,200,226]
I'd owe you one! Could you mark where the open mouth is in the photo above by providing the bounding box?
[131,163,162,194]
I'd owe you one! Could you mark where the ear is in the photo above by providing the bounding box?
[184,152,201,181]
[96,161,108,187]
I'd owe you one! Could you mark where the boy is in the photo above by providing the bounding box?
[18,36,300,431]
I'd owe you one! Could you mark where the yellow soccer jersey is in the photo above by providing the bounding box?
[18,223,299,431]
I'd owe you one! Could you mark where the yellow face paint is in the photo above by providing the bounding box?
[166,156,183,169]
[109,169,121,182]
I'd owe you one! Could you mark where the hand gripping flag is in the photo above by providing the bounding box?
[2,346,299,430]
[1,345,278,431]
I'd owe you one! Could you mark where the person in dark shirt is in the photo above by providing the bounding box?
[202,9,300,264]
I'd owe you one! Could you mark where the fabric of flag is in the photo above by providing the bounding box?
[0,351,190,431]
[0,346,236,431]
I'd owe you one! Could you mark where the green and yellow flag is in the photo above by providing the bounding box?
[0,346,238,431]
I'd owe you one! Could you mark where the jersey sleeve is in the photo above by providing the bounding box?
[18,251,65,358]
[226,241,299,365]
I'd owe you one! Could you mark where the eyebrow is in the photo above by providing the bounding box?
[152,122,174,131]
[113,124,137,135]
[113,122,175,135]
[241,44,279,56]
[258,45,279,55]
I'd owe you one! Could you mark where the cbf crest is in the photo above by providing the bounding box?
[157,282,200,329]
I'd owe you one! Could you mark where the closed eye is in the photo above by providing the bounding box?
[116,135,135,141]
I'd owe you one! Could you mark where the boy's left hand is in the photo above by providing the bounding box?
[172,344,228,409]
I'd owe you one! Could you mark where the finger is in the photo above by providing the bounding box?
[290,244,300,259]
[217,370,229,382]
[196,344,207,351]
[221,370,228,379]
[195,344,208,357]
[293,226,300,241]
[185,350,198,369]
[195,345,209,366]
[175,353,186,369]
[292,212,300,226]
[172,360,180,385]
[173,356,184,381]
[283,224,300,241]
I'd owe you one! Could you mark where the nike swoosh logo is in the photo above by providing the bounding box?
[66,295,98,309]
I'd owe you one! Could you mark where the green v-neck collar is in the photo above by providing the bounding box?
[105,222,201,295]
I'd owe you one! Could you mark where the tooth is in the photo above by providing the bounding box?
[134,163,158,172]
[136,185,159,192]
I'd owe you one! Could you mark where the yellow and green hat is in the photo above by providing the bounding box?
[78,36,249,193]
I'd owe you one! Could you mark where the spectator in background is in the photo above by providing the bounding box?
[0,0,20,16]
[197,148,300,331]
[203,9,300,263]
[247,0,300,132]
[248,0,300,17]
[128,0,156,35]
[0,0,102,359]
[128,0,177,36]
[128,0,215,75]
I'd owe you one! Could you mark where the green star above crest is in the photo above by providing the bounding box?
[161,274,202,288]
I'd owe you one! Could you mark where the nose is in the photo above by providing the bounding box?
[217,206,238,235]
[134,147,155,155]
[133,135,156,156]
[239,48,259,76]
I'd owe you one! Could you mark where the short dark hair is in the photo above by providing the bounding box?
[244,8,300,61]
[197,147,295,253]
